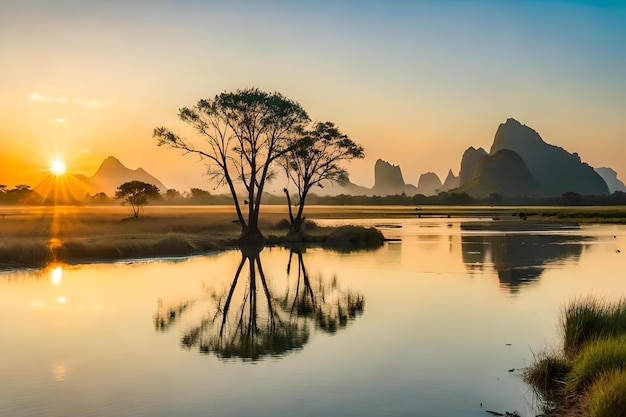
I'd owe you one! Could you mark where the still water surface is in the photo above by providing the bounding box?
[2,217,626,416]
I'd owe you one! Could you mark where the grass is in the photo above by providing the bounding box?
[1,204,624,267]
[526,297,626,416]
[588,370,626,417]
[0,205,386,267]
[525,353,570,394]
[565,335,626,393]
[561,296,626,358]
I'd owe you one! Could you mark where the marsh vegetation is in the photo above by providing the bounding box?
[526,297,626,416]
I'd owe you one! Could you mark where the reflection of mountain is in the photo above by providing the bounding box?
[461,223,589,293]
[154,247,364,361]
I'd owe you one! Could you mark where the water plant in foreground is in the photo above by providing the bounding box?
[526,297,626,416]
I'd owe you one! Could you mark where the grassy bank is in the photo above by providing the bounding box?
[525,297,626,416]
[0,206,384,268]
[1,204,624,268]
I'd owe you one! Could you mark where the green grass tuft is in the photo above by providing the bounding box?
[588,370,626,417]
[565,335,626,393]
[561,296,626,357]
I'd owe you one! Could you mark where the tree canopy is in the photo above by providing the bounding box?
[115,181,160,218]
[282,121,364,234]
[154,87,310,245]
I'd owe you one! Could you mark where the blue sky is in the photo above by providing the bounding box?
[1,0,624,189]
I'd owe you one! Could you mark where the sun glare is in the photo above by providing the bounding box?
[50,160,67,175]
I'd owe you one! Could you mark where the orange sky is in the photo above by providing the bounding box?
[1,1,625,192]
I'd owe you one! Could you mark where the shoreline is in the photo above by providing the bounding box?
[1,205,625,270]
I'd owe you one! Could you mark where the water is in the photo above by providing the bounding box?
[2,216,626,416]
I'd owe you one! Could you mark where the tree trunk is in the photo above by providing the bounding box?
[238,221,265,250]
[289,188,309,235]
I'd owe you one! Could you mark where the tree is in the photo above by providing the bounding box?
[154,88,310,246]
[115,181,160,218]
[164,188,182,200]
[282,121,364,234]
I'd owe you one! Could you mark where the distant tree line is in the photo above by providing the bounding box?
[2,181,626,207]
[0,184,43,204]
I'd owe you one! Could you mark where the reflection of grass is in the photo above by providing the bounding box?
[526,297,626,416]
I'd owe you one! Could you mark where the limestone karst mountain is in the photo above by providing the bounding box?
[459,147,488,187]
[371,159,417,196]
[490,118,608,195]
[595,167,626,194]
[458,149,542,198]
[88,156,167,195]
[416,172,443,196]
[441,169,459,192]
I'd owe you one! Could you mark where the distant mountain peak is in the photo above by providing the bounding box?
[372,159,417,196]
[88,156,167,194]
[491,118,608,195]
[493,118,545,151]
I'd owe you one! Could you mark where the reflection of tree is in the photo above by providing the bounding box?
[461,223,589,292]
[281,250,364,333]
[154,246,364,361]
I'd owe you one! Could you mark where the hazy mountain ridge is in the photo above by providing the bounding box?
[490,118,608,195]
[85,156,167,195]
[86,119,620,199]
[595,167,626,194]
[458,149,542,198]
[416,172,443,196]
[441,169,460,192]
[370,159,418,196]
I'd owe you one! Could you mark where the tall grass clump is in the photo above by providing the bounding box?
[587,370,626,417]
[561,296,626,357]
[526,297,626,416]
[524,354,570,394]
[565,335,626,393]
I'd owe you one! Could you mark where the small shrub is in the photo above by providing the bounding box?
[324,226,384,250]
[588,370,626,417]
[565,335,626,393]
[274,219,291,230]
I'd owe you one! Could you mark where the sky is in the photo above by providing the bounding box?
[1,0,625,193]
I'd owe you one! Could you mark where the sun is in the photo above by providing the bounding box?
[50,160,67,175]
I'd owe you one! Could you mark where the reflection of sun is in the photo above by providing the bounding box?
[50,265,63,286]
[50,160,67,175]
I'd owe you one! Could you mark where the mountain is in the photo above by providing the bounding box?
[490,118,608,195]
[441,169,459,192]
[595,167,626,193]
[416,172,443,196]
[371,159,417,196]
[88,156,167,195]
[459,149,542,198]
[459,147,488,186]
